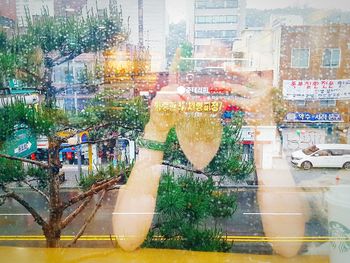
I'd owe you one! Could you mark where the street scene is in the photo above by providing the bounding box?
[1,0,350,262]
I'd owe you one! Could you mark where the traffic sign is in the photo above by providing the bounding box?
[0,128,37,158]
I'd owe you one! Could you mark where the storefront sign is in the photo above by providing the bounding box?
[283,79,350,100]
[282,128,326,152]
[284,112,343,123]
[241,127,255,141]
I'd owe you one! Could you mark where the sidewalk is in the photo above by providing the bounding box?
[60,165,88,188]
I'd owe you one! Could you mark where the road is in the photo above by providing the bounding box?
[0,162,347,254]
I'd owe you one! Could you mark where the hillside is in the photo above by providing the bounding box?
[246,7,350,27]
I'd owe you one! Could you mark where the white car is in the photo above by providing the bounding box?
[291,144,350,170]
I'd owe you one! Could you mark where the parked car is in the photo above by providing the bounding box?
[291,144,350,170]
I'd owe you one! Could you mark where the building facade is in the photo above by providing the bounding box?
[83,0,167,72]
[54,0,87,17]
[16,0,54,26]
[278,24,350,145]
[188,0,246,61]
[232,23,350,146]
[0,0,17,21]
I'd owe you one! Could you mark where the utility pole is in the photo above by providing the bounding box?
[76,134,82,176]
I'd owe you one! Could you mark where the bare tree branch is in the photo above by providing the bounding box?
[67,190,107,247]
[0,193,12,199]
[23,181,49,203]
[60,196,93,229]
[61,176,121,210]
[51,52,78,67]
[0,153,49,169]
[1,186,48,228]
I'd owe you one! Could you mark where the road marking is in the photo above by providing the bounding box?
[243,212,303,216]
[112,212,159,215]
[0,214,32,216]
[0,235,348,243]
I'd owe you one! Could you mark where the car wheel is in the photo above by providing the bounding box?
[301,161,312,170]
[343,162,350,170]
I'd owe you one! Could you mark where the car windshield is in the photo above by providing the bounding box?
[302,145,320,155]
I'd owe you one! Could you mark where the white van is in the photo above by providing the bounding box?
[291,144,350,170]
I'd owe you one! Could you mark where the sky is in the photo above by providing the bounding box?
[167,0,350,22]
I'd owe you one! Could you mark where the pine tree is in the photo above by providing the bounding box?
[0,6,147,248]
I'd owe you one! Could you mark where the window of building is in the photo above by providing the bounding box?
[295,100,306,106]
[195,30,236,39]
[195,0,238,9]
[320,100,336,107]
[322,48,340,68]
[291,48,310,68]
[226,0,239,8]
[195,15,238,24]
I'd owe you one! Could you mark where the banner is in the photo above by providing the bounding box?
[283,79,350,100]
[284,112,343,123]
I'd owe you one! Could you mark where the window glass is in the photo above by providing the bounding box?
[303,145,320,155]
[195,15,238,24]
[195,30,236,38]
[320,100,337,107]
[291,48,310,68]
[195,0,238,9]
[331,149,343,155]
[1,0,350,262]
[323,48,341,67]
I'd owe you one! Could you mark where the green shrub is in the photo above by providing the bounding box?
[143,172,236,252]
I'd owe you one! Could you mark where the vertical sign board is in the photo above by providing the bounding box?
[0,128,37,158]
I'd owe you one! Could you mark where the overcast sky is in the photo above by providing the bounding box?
[167,0,350,22]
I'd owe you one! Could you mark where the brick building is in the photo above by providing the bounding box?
[278,24,350,144]
[233,23,350,145]
[0,0,16,21]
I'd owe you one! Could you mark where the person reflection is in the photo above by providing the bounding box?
[112,70,307,257]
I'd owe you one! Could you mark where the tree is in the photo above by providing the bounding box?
[206,115,254,182]
[163,115,254,181]
[2,7,126,105]
[271,87,288,125]
[166,21,186,68]
[144,115,253,251]
[0,6,144,248]
[144,172,236,252]
[170,42,194,73]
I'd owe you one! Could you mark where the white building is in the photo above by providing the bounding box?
[83,0,168,72]
[16,0,54,27]
[232,27,275,71]
[232,15,304,86]
[187,0,246,58]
